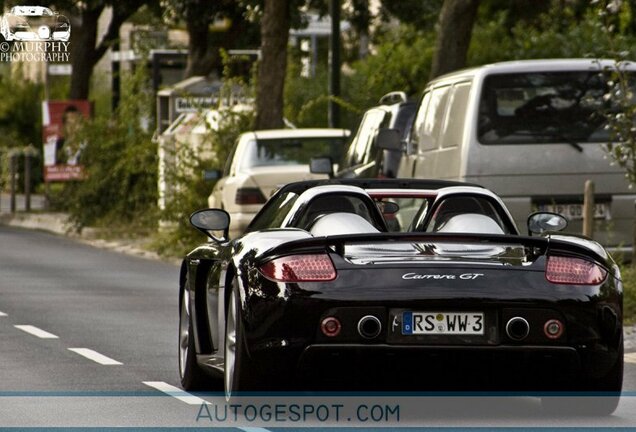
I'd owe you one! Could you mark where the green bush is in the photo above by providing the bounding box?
[54,66,158,233]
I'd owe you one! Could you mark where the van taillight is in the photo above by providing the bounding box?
[259,254,337,282]
[235,187,266,205]
[546,256,607,285]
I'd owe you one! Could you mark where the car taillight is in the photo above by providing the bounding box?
[235,187,266,205]
[259,254,336,282]
[546,256,607,285]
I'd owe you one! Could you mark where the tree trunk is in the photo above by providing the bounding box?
[183,0,215,78]
[68,1,146,101]
[184,22,216,77]
[254,0,290,130]
[429,0,481,80]
[69,7,102,100]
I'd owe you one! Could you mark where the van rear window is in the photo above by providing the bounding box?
[477,71,633,144]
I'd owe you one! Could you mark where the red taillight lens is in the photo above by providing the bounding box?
[546,256,607,285]
[259,254,336,282]
[235,187,266,205]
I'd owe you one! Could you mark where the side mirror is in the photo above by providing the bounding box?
[202,169,222,182]
[309,157,334,178]
[527,212,568,236]
[378,91,407,105]
[376,128,402,151]
[190,209,230,242]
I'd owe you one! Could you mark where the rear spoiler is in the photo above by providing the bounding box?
[263,232,612,269]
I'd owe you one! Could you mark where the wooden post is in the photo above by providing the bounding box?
[583,180,595,238]
[24,152,31,212]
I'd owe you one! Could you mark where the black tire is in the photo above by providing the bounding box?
[178,283,217,390]
[224,280,257,399]
[541,341,623,416]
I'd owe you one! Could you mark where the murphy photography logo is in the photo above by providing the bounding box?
[0,5,70,61]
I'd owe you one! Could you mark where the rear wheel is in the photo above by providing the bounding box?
[179,284,216,390]
[224,283,257,399]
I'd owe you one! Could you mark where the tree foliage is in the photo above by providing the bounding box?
[379,0,443,30]
[592,0,636,187]
[0,74,42,150]
[285,24,434,131]
[161,0,259,78]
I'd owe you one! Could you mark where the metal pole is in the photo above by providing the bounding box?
[328,0,341,128]
[10,153,17,213]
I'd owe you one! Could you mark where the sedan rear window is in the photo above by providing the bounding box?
[241,137,346,169]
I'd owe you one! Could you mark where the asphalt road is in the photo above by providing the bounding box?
[1,225,636,428]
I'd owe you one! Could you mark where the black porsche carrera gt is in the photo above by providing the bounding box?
[178,179,623,414]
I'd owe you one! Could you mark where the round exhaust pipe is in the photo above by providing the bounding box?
[358,315,382,339]
[506,317,530,341]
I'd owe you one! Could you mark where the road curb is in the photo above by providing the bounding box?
[0,212,72,235]
[0,212,177,264]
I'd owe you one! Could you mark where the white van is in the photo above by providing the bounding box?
[395,59,635,254]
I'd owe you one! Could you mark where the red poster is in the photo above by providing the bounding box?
[42,100,91,181]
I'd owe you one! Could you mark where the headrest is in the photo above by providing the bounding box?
[310,212,379,237]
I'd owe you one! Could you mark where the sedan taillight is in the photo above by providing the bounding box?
[235,187,266,205]
[545,256,607,285]
[259,254,337,282]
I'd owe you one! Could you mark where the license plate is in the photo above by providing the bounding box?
[538,203,610,220]
[402,312,484,335]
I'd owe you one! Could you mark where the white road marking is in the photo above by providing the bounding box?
[143,381,210,405]
[14,325,59,339]
[625,352,636,364]
[68,348,122,365]
[239,428,273,432]
[0,311,7,316]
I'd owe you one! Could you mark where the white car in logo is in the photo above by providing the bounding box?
[0,6,70,42]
